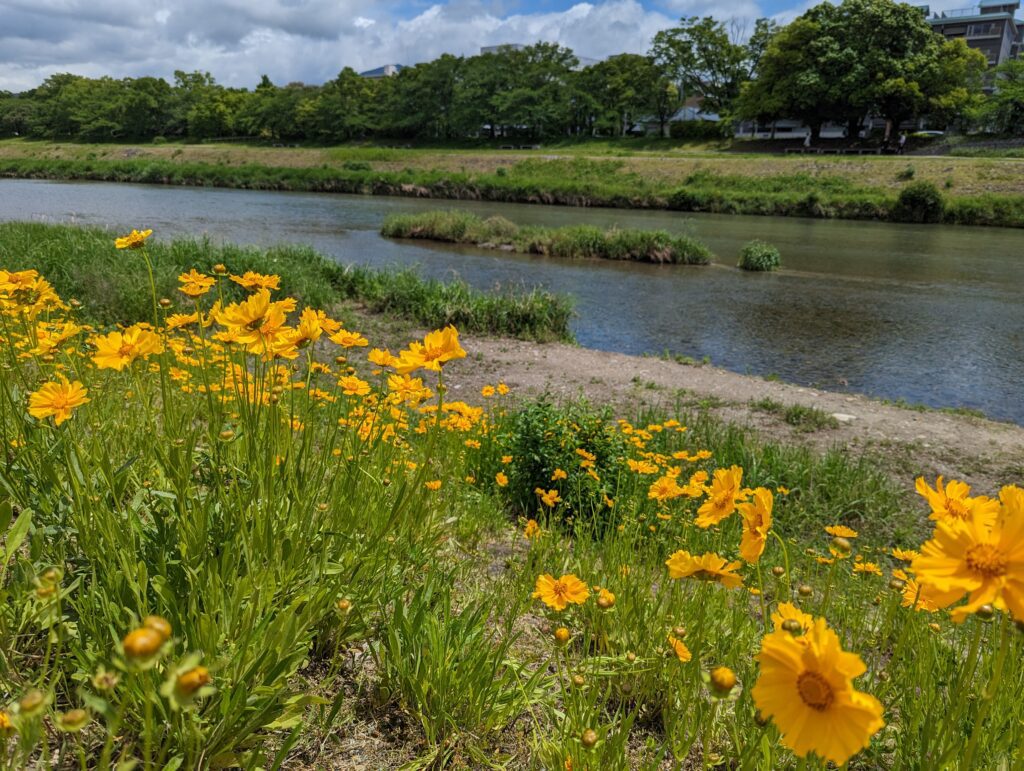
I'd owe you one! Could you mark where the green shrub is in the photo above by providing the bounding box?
[341,160,371,171]
[497,398,627,531]
[893,181,945,223]
[737,240,781,272]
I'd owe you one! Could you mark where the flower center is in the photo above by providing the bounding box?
[965,543,1006,578]
[552,580,569,600]
[946,497,970,520]
[797,671,834,711]
[118,344,135,357]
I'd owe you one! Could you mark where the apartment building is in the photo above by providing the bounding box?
[921,3,1023,67]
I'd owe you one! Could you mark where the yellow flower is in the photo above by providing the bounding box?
[648,474,684,502]
[752,618,884,766]
[825,524,859,539]
[28,376,89,426]
[771,602,813,635]
[481,385,496,397]
[738,487,773,564]
[532,574,590,611]
[337,375,371,397]
[695,465,744,528]
[91,325,164,371]
[900,576,943,613]
[668,635,692,663]
[665,550,743,589]
[551,468,568,481]
[626,458,659,475]
[891,547,920,562]
[501,455,513,464]
[424,480,442,491]
[496,472,509,488]
[394,326,466,373]
[911,503,1024,622]
[915,475,999,527]
[114,229,153,249]
[496,382,510,395]
[853,562,882,576]
[368,347,399,367]
[523,519,541,540]
[177,269,215,297]
[229,271,280,291]
[535,488,562,508]
[329,329,369,348]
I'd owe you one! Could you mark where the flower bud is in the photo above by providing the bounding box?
[798,584,813,597]
[213,264,228,275]
[781,619,803,636]
[174,666,211,697]
[672,625,686,638]
[581,729,598,749]
[571,674,586,688]
[928,622,941,633]
[771,565,786,577]
[709,666,737,697]
[336,598,352,614]
[975,604,995,621]
[159,298,172,309]
[144,615,172,641]
[57,709,90,732]
[18,690,47,718]
[554,627,571,646]
[218,429,235,441]
[830,536,852,554]
[625,651,637,664]
[123,627,165,662]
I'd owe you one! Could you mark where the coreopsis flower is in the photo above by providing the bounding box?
[648,475,684,502]
[229,271,280,291]
[177,269,215,298]
[915,476,999,527]
[114,229,153,249]
[290,307,327,348]
[394,326,466,373]
[535,488,562,508]
[122,627,167,668]
[330,329,369,348]
[496,382,509,395]
[695,465,745,528]
[481,385,496,397]
[911,501,1024,622]
[771,602,813,635]
[891,547,920,562]
[667,635,692,663]
[368,347,399,367]
[501,455,513,464]
[551,468,568,481]
[337,375,371,397]
[752,619,884,766]
[56,709,90,732]
[666,550,743,589]
[738,487,774,564]
[91,325,164,370]
[825,524,859,539]
[900,575,943,613]
[523,519,541,539]
[166,312,201,330]
[709,666,738,697]
[626,459,659,475]
[0,710,13,736]
[29,320,82,356]
[424,480,442,491]
[853,562,883,576]
[496,472,509,488]
[532,573,590,611]
[596,588,615,609]
[28,376,89,426]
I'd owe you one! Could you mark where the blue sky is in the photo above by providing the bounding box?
[0,0,974,91]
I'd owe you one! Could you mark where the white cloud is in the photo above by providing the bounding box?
[0,0,677,91]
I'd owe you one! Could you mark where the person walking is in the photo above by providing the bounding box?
[897,132,907,154]
[803,131,812,150]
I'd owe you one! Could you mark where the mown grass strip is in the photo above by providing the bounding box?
[0,222,575,341]
[380,209,714,265]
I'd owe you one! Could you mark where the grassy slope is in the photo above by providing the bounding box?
[3,140,1024,227]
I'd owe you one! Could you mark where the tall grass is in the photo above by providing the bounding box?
[0,222,574,341]
[381,210,714,265]
[3,155,1023,227]
[0,245,1021,767]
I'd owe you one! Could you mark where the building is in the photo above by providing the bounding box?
[359,64,404,79]
[920,3,1023,67]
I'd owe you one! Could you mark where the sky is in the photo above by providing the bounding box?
[0,0,983,92]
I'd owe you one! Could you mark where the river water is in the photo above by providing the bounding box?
[2,178,1022,423]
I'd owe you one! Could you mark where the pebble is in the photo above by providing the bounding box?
[832,413,857,423]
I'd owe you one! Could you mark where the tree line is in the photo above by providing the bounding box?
[1,0,1022,143]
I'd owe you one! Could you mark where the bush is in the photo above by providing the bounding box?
[496,398,627,532]
[737,240,781,272]
[893,181,945,223]
[668,121,725,141]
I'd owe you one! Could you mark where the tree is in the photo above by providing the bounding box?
[984,58,1024,135]
[582,54,663,136]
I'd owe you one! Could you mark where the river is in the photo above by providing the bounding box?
[2,178,1021,423]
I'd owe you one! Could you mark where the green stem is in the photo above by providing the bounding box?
[962,616,1012,768]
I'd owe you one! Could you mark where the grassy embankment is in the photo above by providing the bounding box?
[0,222,573,342]
[3,139,1024,227]
[0,221,1020,768]
[381,210,714,264]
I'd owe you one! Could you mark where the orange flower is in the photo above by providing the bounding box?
[114,229,152,249]
[738,487,773,564]
[177,269,215,298]
[330,329,369,348]
[229,271,280,291]
[668,635,692,662]
[91,325,164,371]
[496,472,509,487]
[532,573,590,611]
[915,476,999,527]
[825,525,859,539]
[523,519,541,539]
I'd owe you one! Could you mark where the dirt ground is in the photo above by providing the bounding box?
[430,333,1024,496]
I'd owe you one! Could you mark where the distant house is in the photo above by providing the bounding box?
[359,64,405,79]
[634,97,720,136]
